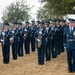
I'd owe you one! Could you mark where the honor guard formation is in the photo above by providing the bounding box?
[1,18,75,73]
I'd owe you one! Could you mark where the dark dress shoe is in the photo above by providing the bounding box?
[3,61,9,64]
[68,70,73,73]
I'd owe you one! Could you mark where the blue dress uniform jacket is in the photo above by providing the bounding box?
[63,25,69,47]
[1,30,11,46]
[65,27,75,49]
[1,30,11,64]
[34,26,39,49]
[64,27,75,72]
[52,26,58,41]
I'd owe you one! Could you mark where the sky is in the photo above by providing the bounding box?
[0,0,75,22]
[0,0,41,22]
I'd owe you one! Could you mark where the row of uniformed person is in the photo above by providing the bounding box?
[0,21,37,64]
[36,18,75,73]
[36,19,68,65]
[0,19,67,65]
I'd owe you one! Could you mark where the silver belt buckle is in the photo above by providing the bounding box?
[69,39,72,41]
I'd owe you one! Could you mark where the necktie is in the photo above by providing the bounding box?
[70,28,72,33]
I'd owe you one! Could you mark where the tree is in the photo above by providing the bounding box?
[38,0,75,19]
[2,0,30,22]
[37,5,65,20]
[37,7,51,20]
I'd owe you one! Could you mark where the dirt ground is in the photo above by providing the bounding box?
[0,46,75,75]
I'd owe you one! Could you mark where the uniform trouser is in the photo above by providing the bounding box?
[12,43,18,60]
[35,38,38,49]
[31,37,35,52]
[2,45,10,63]
[58,39,61,55]
[46,44,51,61]
[61,39,64,52]
[66,48,75,72]
[24,39,30,54]
[52,40,58,58]
[37,45,45,64]
[18,42,23,56]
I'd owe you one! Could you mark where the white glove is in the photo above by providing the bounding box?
[12,31,14,34]
[10,38,13,40]
[51,28,54,30]
[39,31,42,35]
[64,47,66,50]
[24,34,26,36]
[37,39,41,42]
[1,39,4,42]
[2,32,5,36]
[25,29,27,32]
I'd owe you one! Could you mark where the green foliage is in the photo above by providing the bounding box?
[37,7,51,20]
[2,0,30,22]
[37,0,75,20]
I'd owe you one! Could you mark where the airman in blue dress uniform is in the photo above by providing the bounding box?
[60,20,68,52]
[37,22,46,65]
[11,22,19,60]
[45,22,52,61]
[1,22,11,64]
[62,20,68,50]
[51,20,58,58]
[17,22,24,56]
[64,18,75,73]
[57,19,62,55]
[30,20,37,52]
[35,21,40,49]
[23,22,31,54]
